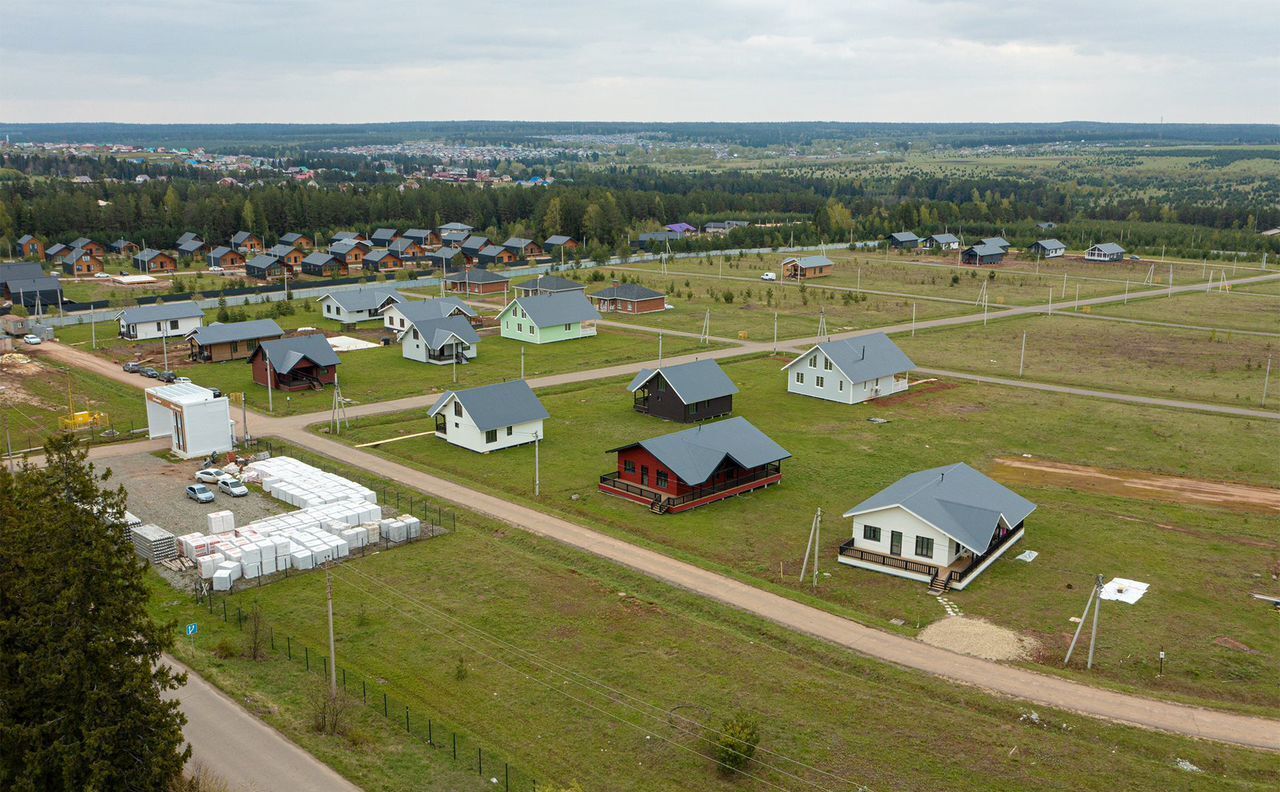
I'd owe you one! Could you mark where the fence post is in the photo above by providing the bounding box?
[341,668,346,690]
[270,627,275,651]
[222,599,227,622]
[383,692,388,718]
[323,656,327,677]
[428,719,433,745]
[478,747,482,776]
[405,706,410,733]
[452,732,457,760]
[362,680,366,704]
[305,646,309,671]
[287,636,292,659]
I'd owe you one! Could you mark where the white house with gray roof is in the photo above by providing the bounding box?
[1085,242,1126,262]
[397,315,480,365]
[782,333,913,405]
[428,380,548,453]
[1028,239,1066,258]
[839,463,1035,591]
[116,303,205,340]
[381,297,476,333]
[316,288,403,323]
[925,233,960,250]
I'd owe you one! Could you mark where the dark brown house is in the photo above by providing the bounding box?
[187,318,284,362]
[626,359,738,423]
[248,334,340,390]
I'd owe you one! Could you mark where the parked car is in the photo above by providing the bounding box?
[207,265,224,273]
[140,367,160,378]
[217,478,249,497]
[94,272,112,279]
[123,361,142,373]
[157,371,177,383]
[194,468,228,484]
[1130,255,1141,261]
[185,484,215,504]
[21,334,42,345]
[174,376,192,384]
[760,272,777,281]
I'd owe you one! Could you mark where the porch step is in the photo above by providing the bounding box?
[928,574,949,594]
[648,499,670,515]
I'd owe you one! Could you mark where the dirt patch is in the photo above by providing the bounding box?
[1213,636,1258,654]
[918,616,1036,662]
[871,378,958,407]
[993,457,1280,515]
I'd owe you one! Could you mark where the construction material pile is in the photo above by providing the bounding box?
[130,524,177,563]
[240,456,377,508]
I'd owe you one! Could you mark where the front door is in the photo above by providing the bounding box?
[640,465,649,487]
[890,531,903,557]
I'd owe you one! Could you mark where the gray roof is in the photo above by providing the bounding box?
[279,232,308,244]
[318,287,403,312]
[787,255,832,270]
[45,243,68,257]
[609,417,790,486]
[332,231,361,241]
[516,275,583,294]
[365,249,400,264]
[135,248,170,263]
[843,463,1036,552]
[245,254,281,271]
[403,228,432,240]
[230,231,257,245]
[389,238,420,254]
[1033,239,1065,250]
[430,247,463,262]
[980,237,1011,249]
[428,379,548,432]
[177,240,205,254]
[502,236,534,250]
[589,283,664,301]
[889,231,920,243]
[505,291,600,327]
[208,245,234,259]
[70,237,93,248]
[965,243,1006,258]
[399,314,481,351]
[1090,242,1126,255]
[445,267,506,284]
[371,227,398,242]
[393,297,476,322]
[441,231,470,245]
[267,244,296,258]
[0,263,45,286]
[627,359,738,404]
[784,333,914,382]
[301,252,336,268]
[187,318,284,346]
[5,276,60,296]
[176,232,201,246]
[117,302,205,324]
[438,222,473,233]
[929,233,959,245]
[460,236,489,252]
[110,238,134,250]
[254,334,340,373]
[17,234,34,245]
[544,235,574,246]
[329,240,367,256]
[478,244,508,258]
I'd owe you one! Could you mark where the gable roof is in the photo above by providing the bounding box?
[365,249,400,265]
[627,359,738,404]
[245,254,281,271]
[1090,242,1126,255]
[230,231,257,245]
[267,243,297,258]
[391,297,476,322]
[441,231,471,245]
[187,318,284,346]
[0,262,46,286]
[117,302,205,324]
[516,275,583,293]
[504,291,600,327]
[135,248,172,263]
[301,251,336,268]
[279,232,309,245]
[45,243,68,257]
[398,314,481,350]
[428,380,548,432]
[208,245,235,259]
[389,237,421,254]
[5,276,60,296]
[110,238,135,251]
[590,283,664,301]
[318,287,403,312]
[785,255,832,270]
[889,231,920,243]
[177,240,205,254]
[544,235,574,246]
[964,243,1006,258]
[1032,238,1065,250]
[979,237,1011,248]
[429,247,463,262]
[502,236,534,250]
[843,463,1036,552]
[403,228,433,240]
[438,222,473,233]
[665,222,697,233]
[783,333,914,382]
[332,230,362,241]
[176,232,201,246]
[329,240,368,256]
[929,233,959,245]
[460,235,489,252]
[371,227,398,243]
[254,334,341,373]
[609,417,789,486]
[478,244,509,258]
[70,237,93,248]
[17,234,35,245]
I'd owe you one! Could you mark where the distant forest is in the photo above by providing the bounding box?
[2,121,1278,154]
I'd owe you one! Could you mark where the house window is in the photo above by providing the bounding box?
[325,304,332,314]
[915,536,934,558]
[795,372,804,384]
[453,401,462,417]
[824,358,833,371]
[485,429,498,443]
[230,341,239,354]
[155,322,162,332]
[656,470,668,488]
[516,323,523,332]
[411,328,419,340]
[815,376,825,388]
[657,379,665,392]
[623,460,635,474]
[564,324,571,331]
[400,318,405,328]
[506,426,513,436]
[689,401,698,415]
[863,525,881,542]
[808,355,817,368]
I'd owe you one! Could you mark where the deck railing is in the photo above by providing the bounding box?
[947,526,1023,586]
[838,539,938,577]
[600,463,781,509]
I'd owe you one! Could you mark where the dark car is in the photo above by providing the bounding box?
[123,361,142,373]
[141,367,160,378]
[158,371,177,383]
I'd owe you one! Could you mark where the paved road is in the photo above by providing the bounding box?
[162,655,360,792]
[272,430,1280,752]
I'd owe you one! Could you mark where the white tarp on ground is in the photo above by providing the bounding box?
[1100,577,1149,604]
[326,335,379,352]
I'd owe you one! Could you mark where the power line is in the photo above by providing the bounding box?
[329,569,836,792]
[331,563,865,791]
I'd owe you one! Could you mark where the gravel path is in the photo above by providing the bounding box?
[918,616,1036,662]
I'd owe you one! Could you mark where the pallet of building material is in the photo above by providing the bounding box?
[130,523,178,563]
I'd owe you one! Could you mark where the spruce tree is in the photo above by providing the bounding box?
[0,436,189,791]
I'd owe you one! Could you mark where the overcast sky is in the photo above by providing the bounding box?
[3,0,1278,124]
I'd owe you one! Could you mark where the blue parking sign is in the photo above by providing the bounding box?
[186,623,198,636]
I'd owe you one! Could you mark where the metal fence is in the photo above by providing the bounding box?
[206,593,539,791]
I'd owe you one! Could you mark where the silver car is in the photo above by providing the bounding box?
[186,484,215,504]
[217,478,249,497]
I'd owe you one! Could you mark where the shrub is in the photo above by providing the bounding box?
[714,711,760,774]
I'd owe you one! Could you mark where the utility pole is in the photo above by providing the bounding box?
[266,348,274,413]
[772,312,778,354]
[658,333,663,363]
[90,309,97,350]
[534,430,541,497]
[520,345,525,380]
[1263,357,1272,408]
[1064,574,1104,669]
[911,303,916,336]
[326,570,337,696]
[1018,331,1027,376]
[798,508,823,590]
[1087,573,1102,670]
[161,325,169,371]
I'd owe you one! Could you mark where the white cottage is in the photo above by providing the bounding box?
[428,380,549,453]
[316,287,403,323]
[398,315,480,365]
[117,303,205,341]
[839,463,1035,592]
[381,297,476,333]
[782,333,913,405]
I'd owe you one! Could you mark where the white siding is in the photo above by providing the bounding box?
[437,395,543,453]
[122,314,203,341]
[849,506,965,568]
[784,348,909,405]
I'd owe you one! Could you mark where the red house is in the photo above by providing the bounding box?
[247,334,340,390]
[588,283,666,314]
[17,235,44,260]
[599,417,790,514]
[445,268,509,296]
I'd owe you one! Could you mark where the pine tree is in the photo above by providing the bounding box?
[0,436,189,790]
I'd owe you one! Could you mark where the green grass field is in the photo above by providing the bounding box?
[320,356,1280,712]
[895,314,1278,411]
[1090,291,1280,334]
[148,469,1280,792]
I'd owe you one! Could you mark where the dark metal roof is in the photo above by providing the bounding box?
[391,297,476,321]
[589,283,664,301]
[609,417,789,486]
[1090,242,1126,255]
[785,255,832,270]
[399,314,481,351]
[515,275,583,294]
[505,291,600,327]
[187,318,284,346]
[230,231,257,245]
[428,380,548,432]
[444,267,506,283]
[627,359,738,403]
[117,302,205,324]
[255,334,341,373]
[318,287,402,312]
[267,244,297,258]
[245,254,282,271]
[964,243,1006,258]
[544,235,574,246]
[301,252,336,267]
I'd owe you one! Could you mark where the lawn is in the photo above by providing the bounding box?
[323,356,1280,712]
[148,459,1280,792]
[1090,291,1280,334]
[2,349,151,453]
[895,314,1278,412]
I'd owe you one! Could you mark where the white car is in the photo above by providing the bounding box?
[94,272,112,279]
[760,272,777,281]
[22,334,42,345]
[174,376,192,384]
[207,265,224,273]
[194,468,229,484]
[217,478,249,497]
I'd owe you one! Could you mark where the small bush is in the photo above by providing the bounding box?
[212,638,239,659]
[714,711,760,774]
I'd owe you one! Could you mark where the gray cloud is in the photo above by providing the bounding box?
[1,0,1276,123]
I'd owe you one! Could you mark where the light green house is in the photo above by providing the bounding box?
[497,292,601,344]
